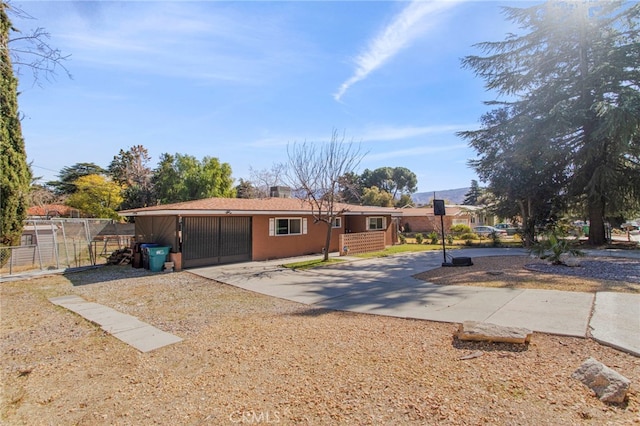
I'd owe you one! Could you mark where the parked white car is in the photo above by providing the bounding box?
[473,226,508,237]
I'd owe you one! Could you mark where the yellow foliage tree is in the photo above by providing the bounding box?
[65,174,123,219]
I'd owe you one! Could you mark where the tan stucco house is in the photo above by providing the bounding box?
[119,197,401,269]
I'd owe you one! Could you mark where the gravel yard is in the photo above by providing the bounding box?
[2,256,640,425]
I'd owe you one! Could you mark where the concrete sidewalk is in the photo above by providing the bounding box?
[50,295,182,353]
[191,248,639,357]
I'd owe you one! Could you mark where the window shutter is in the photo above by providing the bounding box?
[382,217,387,229]
[269,218,275,236]
[302,218,308,234]
[366,218,370,231]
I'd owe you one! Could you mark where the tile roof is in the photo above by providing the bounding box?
[119,197,402,216]
[27,204,76,217]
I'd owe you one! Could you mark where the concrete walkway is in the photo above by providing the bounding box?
[190,248,640,357]
[49,295,182,353]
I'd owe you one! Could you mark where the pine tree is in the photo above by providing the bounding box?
[1,3,31,260]
[463,180,482,206]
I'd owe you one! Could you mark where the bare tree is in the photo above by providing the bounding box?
[5,2,71,85]
[249,162,287,198]
[286,129,365,261]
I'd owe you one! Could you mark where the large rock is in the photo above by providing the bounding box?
[456,321,532,344]
[572,357,631,404]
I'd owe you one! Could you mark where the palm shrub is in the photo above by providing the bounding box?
[530,231,583,265]
[427,231,439,245]
[415,233,424,244]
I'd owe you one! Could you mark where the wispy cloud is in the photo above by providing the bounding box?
[334,0,463,101]
[55,2,304,85]
[359,123,472,142]
[366,143,468,162]
[246,123,471,148]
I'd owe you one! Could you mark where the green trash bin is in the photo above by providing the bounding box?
[148,246,170,272]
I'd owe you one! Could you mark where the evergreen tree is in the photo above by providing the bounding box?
[235,178,258,199]
[47,162,105,195]
[460,1,640,245]
[1,4,31,257]
[108,145,154,209]
[462,180,482,206]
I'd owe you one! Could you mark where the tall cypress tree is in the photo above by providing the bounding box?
[1,3,31,256]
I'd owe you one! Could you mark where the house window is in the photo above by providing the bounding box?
[20,234,33,246]
[332,217,342,228]
[277,218,301,235]
[269,218,308,236]
[367,217,385,230]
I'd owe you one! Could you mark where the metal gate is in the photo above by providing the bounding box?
[182,216,252,268]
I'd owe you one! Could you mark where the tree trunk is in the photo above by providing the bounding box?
[323,221,332,262]
[518,199,535,247]
[587,196,606,246]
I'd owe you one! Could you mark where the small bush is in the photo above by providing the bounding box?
[398,234,406,244]
[459,232,478,240]
[415,233,424,244]
[450,224,472,234]
[446,234,454,244]
[427,231,439,244]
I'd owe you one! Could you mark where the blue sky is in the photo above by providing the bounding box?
[11,0,526,192]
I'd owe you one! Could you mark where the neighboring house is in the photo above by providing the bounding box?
[400,205,493,233]
[119,197,401,269]
[27,204,81,219]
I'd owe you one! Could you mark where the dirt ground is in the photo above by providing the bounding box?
[2,256,640,425]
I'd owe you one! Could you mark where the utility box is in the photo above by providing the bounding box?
[147,246,171,272]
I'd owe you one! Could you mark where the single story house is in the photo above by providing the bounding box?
[119,197,402,269]
[400,205,494,233]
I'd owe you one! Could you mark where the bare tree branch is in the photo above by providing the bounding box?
[286,129,366,261]
[4,2,71,85]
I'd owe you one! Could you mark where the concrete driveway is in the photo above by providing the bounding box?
[190,248,639,356]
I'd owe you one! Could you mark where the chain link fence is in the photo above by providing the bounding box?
[0,219,134,276]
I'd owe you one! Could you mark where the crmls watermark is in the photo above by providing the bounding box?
[228,410,281,424]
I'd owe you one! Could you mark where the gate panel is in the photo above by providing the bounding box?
[182,216,251,268]
[219,216,252,264]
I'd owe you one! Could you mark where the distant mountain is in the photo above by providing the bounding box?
[411,188,469,206]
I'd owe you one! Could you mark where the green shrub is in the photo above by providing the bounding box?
[398,234,406,244]
[459,232,478,240]
[446,234,454,244]
[427,231,439,244]
[450,224,472,234]
[415,233,424,244]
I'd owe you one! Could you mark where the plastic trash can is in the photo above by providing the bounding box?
[148,246,171,272]
[140,243,159,269]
